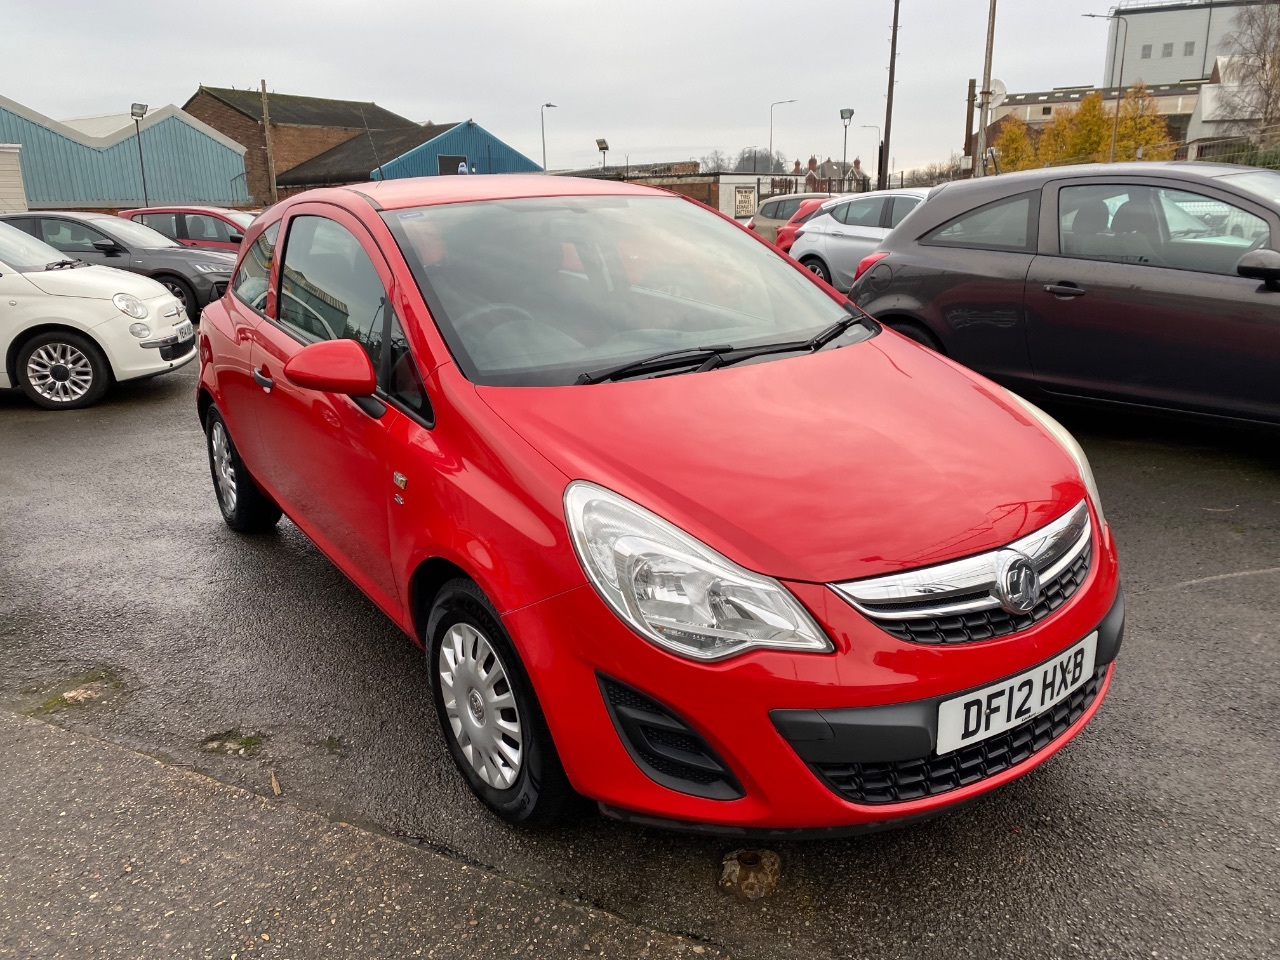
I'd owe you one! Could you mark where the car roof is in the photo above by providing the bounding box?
[119,205,246,216]
[818,187,929,209]
[6,210,115,222]
[315,175,668,213]
[930,161,1271,200]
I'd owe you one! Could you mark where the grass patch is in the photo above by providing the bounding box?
[201,728,268,758]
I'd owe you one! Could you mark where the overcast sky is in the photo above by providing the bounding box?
[5,0,1116,174]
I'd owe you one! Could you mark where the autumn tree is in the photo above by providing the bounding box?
[1222,0,1280,141]
[993,118,1038,171]
[1115,82,1176,160]
[1035,86,1172,167]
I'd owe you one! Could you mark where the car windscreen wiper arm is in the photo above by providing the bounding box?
[44,259,83,270]
[575,345,736,384]
[701,312,868,372]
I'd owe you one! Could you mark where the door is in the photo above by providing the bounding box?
[243,205,401,612]
[824,196,888,290]
[182,212,241,252]
[1025,178,1280,420]
[33,217,127,268]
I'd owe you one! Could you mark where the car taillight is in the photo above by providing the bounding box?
[746,219,756,231]
[854,251,889,282]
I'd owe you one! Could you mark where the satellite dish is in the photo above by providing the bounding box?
[990,78,1008,110]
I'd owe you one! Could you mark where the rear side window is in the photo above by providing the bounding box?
[776,198,803,220]
[231,222,279,315]
[185,213,237,243]
[837,197,887,227]
[922,193,1036,252]
[888,196,922,228]
[140,213,178,239]
[277,216,387,368]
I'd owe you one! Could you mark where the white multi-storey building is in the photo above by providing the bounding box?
[1101,0,1255,87]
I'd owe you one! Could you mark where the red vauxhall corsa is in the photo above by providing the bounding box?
[775,197,830,254]
[197,175,1123,835]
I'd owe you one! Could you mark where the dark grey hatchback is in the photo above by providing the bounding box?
[850,162,1280,425]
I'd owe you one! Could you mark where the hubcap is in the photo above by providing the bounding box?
[438,622,523,789]
[26,342,93,402]
[209,421,238,514]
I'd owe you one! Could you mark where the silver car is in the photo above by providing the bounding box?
[789,188,930,291]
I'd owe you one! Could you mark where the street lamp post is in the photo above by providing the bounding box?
[861,125,881,192]
[840,108,855,189]
[769,99,797,176]
[540,102,556,174]
[1085,12,1130,162]
[130,102,149,207]
[596,138,609,171]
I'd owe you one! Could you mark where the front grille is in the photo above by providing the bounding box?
[871,543,1092,644]
[598,675,744,800]
[159,337,195,362]
[813,665,1104,805]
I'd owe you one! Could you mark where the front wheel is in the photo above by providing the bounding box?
[205,408,281,532]
[801,257,831,284]
[427,579,578,827]
[16,330,110,410]
[160,276,198,321]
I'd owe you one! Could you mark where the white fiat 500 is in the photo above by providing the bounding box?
[0,221,195,409]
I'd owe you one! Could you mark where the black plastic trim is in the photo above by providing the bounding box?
[597,674,744,801]
[771,584,1124,766]
[351,395,387,419]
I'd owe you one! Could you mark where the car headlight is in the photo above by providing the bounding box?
[128,323,150,339]
[192,262,231,274]
[564,481,833,661]
[1004,392,1106,529]
[112,293,148,319]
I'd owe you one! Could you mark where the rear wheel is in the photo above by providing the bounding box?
[16,330,110,410]
[800,257,831,284]
[205,408,281,532]
[427,578,578,826]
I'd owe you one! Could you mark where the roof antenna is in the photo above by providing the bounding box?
[359,106,386,182]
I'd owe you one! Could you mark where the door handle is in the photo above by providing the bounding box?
[830,230,846,237]
[1044,283,1086,298]
[252,366,274,392]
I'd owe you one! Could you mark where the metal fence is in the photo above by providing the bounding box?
[756,174,875,201]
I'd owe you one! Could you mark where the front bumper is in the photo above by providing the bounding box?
[502,522,1123,832]
[96,303,197,383]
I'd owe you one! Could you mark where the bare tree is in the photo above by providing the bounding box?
[1221,1,1280,141]
[902,153,964,187]
[732,148,788,174]
[699,150,729,173]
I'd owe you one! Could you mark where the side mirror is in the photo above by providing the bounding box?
[92,238,123,255]
[229,232,244,245]
[1237,248,1280,290]
[283,338,376,396]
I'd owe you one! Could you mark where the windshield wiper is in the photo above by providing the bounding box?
[699,313,868,372]
[44,259,83,270]
[576,345,736,384]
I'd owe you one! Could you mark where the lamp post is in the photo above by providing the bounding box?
[861,124,882,191]
[768,99,796,176]
[540,102,556,174]
[840,108,855,189]
[130,102,149,207]
[596,138,609,171]
[1085,12,1129,162]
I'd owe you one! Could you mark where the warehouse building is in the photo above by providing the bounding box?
[0,95,249,210]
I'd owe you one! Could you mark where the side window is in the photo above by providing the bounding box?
[888,196,921,228]
[838,197,887,227]
[759,201,780,220]
[1058,184,1148,263]
[922,193,1035,251]
[777,198,802,220]
[184,213,234,243]
[141,213,178,240]
[231,222,279,314]
[277,216,387,368]
[1156,187,1269,275]
[39,219,109,254]
[381,309,433,422]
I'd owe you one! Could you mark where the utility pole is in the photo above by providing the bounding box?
[881,0,901,191]
[260,79,278,204]
[973,0,998,177]
[964,78,977,177]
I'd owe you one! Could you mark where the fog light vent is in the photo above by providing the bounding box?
[598,674,744,801]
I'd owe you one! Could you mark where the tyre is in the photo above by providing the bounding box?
[427,578,578,827]
[886,320,944,353]
[205,408,281,533]
[801,257,831,284]
[15,330,110,410]
[158,276,198,321]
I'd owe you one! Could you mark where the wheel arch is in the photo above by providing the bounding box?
[6,323,112,387]
[874,312,948,354]
[408,556,476,647]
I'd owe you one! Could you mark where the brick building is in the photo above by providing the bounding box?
[182,86,417,204]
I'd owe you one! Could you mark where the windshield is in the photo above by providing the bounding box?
[383,196,852,386]
[228,211,256,229]
[0,221,68,272]
[1217,169,1280,206]
[98,216,179,248]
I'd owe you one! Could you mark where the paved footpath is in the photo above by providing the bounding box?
[0,712,725,959]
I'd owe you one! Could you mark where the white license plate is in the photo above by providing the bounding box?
[935,633,1098,756]
[176,321,194,342]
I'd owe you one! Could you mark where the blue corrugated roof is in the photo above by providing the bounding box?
[372,120,541,178]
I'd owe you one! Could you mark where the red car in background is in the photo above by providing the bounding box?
[119,206,256,252]
[775,197,831,254]
[197,175,1122,834]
